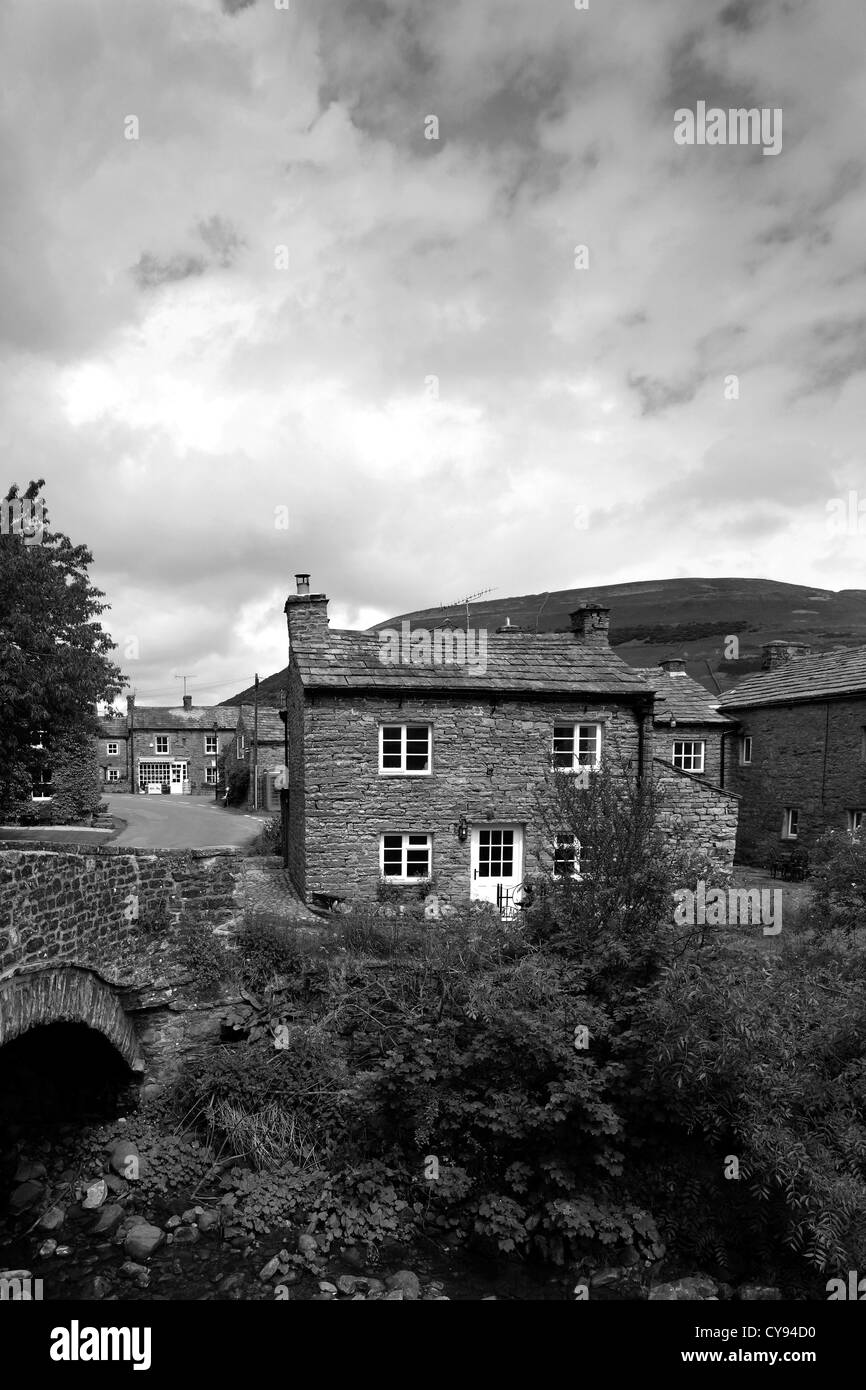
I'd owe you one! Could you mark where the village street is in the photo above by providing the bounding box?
[103,794,268,850]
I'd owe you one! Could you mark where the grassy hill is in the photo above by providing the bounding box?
[222,578,866,705]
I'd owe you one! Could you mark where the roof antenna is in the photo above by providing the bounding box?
[438,587,496,629]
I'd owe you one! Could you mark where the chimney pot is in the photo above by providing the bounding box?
[659,658,686,675]
[183,694,192,709]
[295,573,310,595]
[126,695,135,711]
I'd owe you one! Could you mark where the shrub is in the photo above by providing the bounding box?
[176,921,232,992]
[226,767,250,806]
[240,914,305,993]
[246,815,282,856]
[808,830,866,932]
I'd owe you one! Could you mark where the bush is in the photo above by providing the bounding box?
[808,830,866,932]
[643,926,866,1273]
[226,767,250,806]
[176,921,232,992]
[239,915,305,993]
[245,815,282,856]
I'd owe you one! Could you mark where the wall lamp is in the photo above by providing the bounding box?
[455,816,468,842]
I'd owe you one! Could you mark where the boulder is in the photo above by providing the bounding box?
[649,1274,719,1301]
[91,1205,124,1236]
[9,1181,43,1215]
[82,1179,108,1210]
[197,1210,220,1234]
[13,1159,47,1183]
[38,1240,58,1258]
[123,1222,164,1261]
[259,1255,281,1281]
[297,1234,319,1260]
[171,1226,199,1246]
[38,1205,66,1232]
[385,1270,421,1300]
[737,1284,782,1301]
[108,1141,141,1182]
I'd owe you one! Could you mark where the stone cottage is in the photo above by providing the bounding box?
[126,696,237,795]
[281,575,739,909]
[720,641,866,864]
[96,715,131,791]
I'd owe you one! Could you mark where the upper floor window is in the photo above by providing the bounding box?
[155,735,170,754]
[673,740,704,773]
[552,722,602,772]
[107,741,119,756]
[31,766,53,799]
[380,832,432,880]
[30,729,48,750]
[739,735,752,766]
[379,724,432,775]
[204,734,219,755]
[783,807,799,840]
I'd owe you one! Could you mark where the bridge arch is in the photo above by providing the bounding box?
[0,966,145,1074]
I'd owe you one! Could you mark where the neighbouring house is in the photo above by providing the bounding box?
[281,574,739,910]
[720,640,866,864]
[97,715,131,791]
[220,704,286,810]
[126,695,237,795]
[638,658,736,785]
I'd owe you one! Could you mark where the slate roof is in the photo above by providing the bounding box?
[97,718,128,738]
[292,629,655,697]
[236,706,285,741]
[720,645,866,709]
[635,669,732,725]
[128,706,238,731]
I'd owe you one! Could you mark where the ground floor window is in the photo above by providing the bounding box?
[139,761,170,789]
[106,769,120,783]
[205,767,218,785]
[847,809,864,836]
[552,833,590,878]
[381,832,432,880]
[782,806,799,839]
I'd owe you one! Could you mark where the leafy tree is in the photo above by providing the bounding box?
[0,480,124,820]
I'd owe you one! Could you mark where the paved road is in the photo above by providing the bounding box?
[104,794,268,850]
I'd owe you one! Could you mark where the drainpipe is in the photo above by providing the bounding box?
[253,673,259,811]
[820,701,830,807]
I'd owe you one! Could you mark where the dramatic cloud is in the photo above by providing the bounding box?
[1,0,864,703]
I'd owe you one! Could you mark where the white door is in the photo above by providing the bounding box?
[170,762,188,794]
[470,825,524,914]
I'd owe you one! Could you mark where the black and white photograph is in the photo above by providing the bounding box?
[1,0,864,1359]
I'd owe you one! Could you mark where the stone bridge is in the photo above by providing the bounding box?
[0,843,317,1095]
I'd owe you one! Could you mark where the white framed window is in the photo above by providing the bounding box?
[380,832,432,881]
[107,741,119,755]
[30,729,48,750]
[155,735,170,754]
[673,740,705,773]
[139,761,170,789]
[205,734,219,754]
[739,735,752,766]
[205,766,218,785]
[552,723,602,772]
[552,833,590,880]
[106,768,120,783]
[847,809,864,836]
[783,807,799,840]
[31,765,53,799]
[379,724,432,775]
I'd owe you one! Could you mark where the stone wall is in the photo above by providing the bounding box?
[0,844,244,982]
[724,696,866,863]
[653,759,739,877]
[291,691,647,902]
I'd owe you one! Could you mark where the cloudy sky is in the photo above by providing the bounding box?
[3,0,865,704]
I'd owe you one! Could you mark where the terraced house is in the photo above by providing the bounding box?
[125,695,237,795]
[281,575,738,909]
[721,641,866,864]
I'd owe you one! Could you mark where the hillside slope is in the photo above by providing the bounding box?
[222,578,866,705]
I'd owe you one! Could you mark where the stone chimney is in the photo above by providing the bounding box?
[570,603,611,647]
[126,694,135,712]
[183,694,192,710]
[659,658,686,675]
[761,641,812,671]
[285,573,329,649]
[496,618,524,634]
